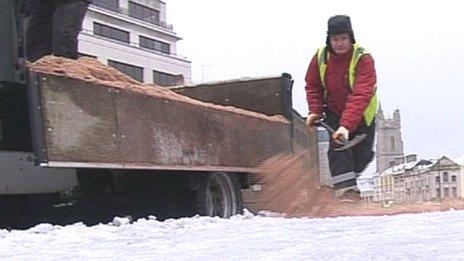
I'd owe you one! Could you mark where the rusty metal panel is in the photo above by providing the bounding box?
[114,92,291,168]
[291,111,320,181]
[36,74,292,170]
[170,75,293,118]
[39,74,122,163]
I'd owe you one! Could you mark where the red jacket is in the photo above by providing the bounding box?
[304,47,377,132]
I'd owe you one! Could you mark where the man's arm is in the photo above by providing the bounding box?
[304,54,325,115]
[340,54,377,132]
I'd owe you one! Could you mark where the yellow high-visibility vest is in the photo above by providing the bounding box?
[316,44,378,126]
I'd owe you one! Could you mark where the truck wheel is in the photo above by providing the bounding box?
[196,172,242,218]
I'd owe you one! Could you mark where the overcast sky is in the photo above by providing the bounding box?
[166,0,464,161]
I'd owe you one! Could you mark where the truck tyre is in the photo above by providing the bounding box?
[195,172,242,218]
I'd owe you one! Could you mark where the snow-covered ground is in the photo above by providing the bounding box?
[1,210,464,260]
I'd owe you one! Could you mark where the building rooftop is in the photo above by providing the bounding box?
[379,159,436,177]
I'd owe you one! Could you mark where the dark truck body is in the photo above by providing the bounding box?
[31,73,295,172]
[0,0,319,219]
[2,70,317,218]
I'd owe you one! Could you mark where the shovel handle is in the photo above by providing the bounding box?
[314,119,347,143]
[314,119,334,134]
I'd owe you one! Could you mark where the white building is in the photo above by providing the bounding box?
[79,0,191,85]
[357,171,375,202]
[366,155,463,204]
[429,156,462,199]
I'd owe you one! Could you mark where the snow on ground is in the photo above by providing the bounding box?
[1,210,464,260]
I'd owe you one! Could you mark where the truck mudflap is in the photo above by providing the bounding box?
[29,72,292,172]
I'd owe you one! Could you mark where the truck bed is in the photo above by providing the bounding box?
[29,57,293,172]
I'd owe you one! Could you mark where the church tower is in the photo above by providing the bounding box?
[376,106,405,173]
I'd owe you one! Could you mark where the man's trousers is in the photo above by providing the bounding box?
[324,109,376,189]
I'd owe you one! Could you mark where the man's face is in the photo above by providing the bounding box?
[330,33,351,54]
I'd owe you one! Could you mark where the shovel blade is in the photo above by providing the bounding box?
[334,134,367,151]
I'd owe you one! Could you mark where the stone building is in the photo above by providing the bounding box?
[428,156,462,200]
[361,106,464,204]
[391,158,435,203]
[372,156,462,204]
[357,107,404,202]
[376,107,404,173]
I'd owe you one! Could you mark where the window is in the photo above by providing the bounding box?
[452,187,458,197]
[444,188,449,198]
[108,60,144,82]
[452,175,457,182]
[443,172,449,182]
[92,0,119,12]
[94,23,130,43]
[390,136,395,151]
[139,36,170,54]
[435,176,440,184]
[436,188,441,198]
[129,2,160,25]
[153,70,178,86]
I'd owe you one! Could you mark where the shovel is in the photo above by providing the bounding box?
[314,119,366,151]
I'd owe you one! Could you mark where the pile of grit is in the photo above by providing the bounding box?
[30,56,288,124]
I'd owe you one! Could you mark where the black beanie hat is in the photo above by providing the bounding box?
[326,15,356,48]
